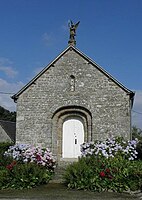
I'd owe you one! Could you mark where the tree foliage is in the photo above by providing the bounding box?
[132,126,142,141]
[0,106,16,122]
[131,126,142,160]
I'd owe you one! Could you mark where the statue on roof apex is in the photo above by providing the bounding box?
[68,20,80,46]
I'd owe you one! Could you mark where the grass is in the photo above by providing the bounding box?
[0,183,140,200]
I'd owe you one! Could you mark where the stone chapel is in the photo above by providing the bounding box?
[12,22,134,162]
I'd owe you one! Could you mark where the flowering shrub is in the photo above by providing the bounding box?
[0,143,56,189]
[81,137,138,160]
[64,155,142,192]
[99,171,105,178]
[0,162,53,189]
[4,144,56,170]
[6,161,17,171]
[64,137,142,192]
[0,142,13,167]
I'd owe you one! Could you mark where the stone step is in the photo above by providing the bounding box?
[50,168,65,183]
[50,159,78,183]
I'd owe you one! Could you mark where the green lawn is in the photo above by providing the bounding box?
[0,183,140,200]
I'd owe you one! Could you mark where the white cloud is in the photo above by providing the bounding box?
[0,78,24,111]
[0,57,18,78]
[0,57,13,65]
[132,90,142,129]
[0,66,18,78]
[42,32,52,46]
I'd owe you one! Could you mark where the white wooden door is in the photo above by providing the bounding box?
[62,117,84,158]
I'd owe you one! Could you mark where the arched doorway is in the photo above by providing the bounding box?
[51,106,92,161]
[62,116,84,158]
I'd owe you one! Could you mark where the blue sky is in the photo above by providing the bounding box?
[0,0,141,128]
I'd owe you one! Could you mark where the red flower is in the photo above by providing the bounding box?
[100,171,106,177]
[106,168,110,173]
[6,164,13,170]
[6,161,17,170]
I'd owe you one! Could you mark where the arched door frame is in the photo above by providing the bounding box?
[51,106,92,161]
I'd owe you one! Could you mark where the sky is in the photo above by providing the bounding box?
[0,0,141,128]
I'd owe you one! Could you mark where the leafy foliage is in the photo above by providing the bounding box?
[131,126,142,160]
[0,142,13,167]
[0,163,52,189]
[64,156,142,192]
[0,142,13,155]
[136,141,142,160]
[0,106,16,122]
[64,137,142,192]
[0,143,55,190]
[132,126,142,141]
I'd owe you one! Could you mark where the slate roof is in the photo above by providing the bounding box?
[12,45,135,103]
[0,120,16,142]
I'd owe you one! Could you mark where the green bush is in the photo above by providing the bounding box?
[64,157,94,190]
[132,126,142,141]
[0,142,14,167]
[136,141,142,160]
[0,143,55,190]
[0,142,13,155]
[0,167,10,189]
[0,162,53,189]
[64,156,142,192]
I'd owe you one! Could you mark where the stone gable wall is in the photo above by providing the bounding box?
[16,49,131,149]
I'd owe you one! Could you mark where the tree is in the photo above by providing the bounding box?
[132,126,142,160]
[0,106,16,122]
[132,126,142,140]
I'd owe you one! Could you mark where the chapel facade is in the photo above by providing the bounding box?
[12,23,134,162]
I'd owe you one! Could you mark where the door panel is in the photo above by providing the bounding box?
[62,117,84,158]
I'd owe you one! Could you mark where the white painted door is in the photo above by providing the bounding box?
[62,117,84,158]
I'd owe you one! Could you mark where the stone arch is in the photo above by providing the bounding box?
[51,106,92,161]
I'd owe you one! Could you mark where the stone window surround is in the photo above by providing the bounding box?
[51,106,92,162]
[70,75,75,91]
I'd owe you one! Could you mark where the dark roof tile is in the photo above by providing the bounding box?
[0,120,16,142]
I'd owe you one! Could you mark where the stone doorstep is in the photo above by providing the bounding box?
[50,168,65,183]
[50,159,77,183]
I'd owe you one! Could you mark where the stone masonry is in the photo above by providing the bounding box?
[12,45,134,162]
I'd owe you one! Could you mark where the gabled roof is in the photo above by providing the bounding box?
[0,120,16,142]
[12,45,135,102]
